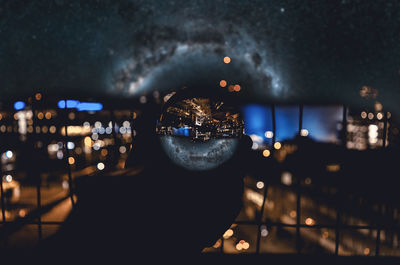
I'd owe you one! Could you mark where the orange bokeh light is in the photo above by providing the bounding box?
[223,56,231,64]
[220,80,227,87]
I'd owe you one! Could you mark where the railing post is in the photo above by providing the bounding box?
[335,105,347,255]
[31,99,42,241]
[376,111,389,256]
[256,104,276,253]
[295,104,303,254]
[63,101,75,208]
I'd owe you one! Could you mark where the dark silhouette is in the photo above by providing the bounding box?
[28,95,252,262]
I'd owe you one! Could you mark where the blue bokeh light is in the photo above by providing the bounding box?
[57,100,103,111]
[242,104,272,142]
[13,101,26,110]
[57,100,80,109]
[275,106,299,141]
[76,102,103,111]
[303,106,343,142]
[173,127,190,137]
[242,104,342,144]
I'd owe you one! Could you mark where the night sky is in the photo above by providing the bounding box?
[1,0,400,115]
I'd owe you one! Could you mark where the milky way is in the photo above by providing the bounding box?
[108,17,284,99]
[1,0,400,115]
[159,136,239,171]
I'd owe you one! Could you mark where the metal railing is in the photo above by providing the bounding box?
[0,101,397,257]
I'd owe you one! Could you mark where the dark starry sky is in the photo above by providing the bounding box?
[1,0,400,114]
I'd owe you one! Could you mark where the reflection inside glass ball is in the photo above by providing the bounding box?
[156,97,243,171]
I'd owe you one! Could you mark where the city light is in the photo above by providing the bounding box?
[219,80,227,87]
[13,101,26,111]
[300,129,309,137]
[235,240,250,251]
[5,150,13,159]
[84,137,93,147]
[305,218,315,226]
[256,181,265,189]
[368,112,374,120]
[163,92,175,103]
[375,102,383,112]
[92,133,99,140]
[274,142,282,150]
[60,126,92,136]
[4,175,13,183]
[249,134,263,150]
[122,121,130,128]
[139,96,147,104]
[264,131,273,138]
[67,142,75,150]
[368,124,379,145]
[360,85,378,99]
[68,157,75,165]
[119,146,127,154]
[26,110,33,119]
[326,164,340,172]
[223,229,234,239]
[93,143,100,150]
[260,225,269,237]
[57,151,64,160]
[262,149,270,157]
[212,239,221,249]
[47,144,59,153]
[233,84,241,92]
[364,248,370,255]
[62,180,69,190]
[361,111,367,119]
[18,209,27,218]
[97,162,105,170]
[75,147,82,155]
[242,242,250,250]
[235,243,243,251]
[281,171,292,186]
